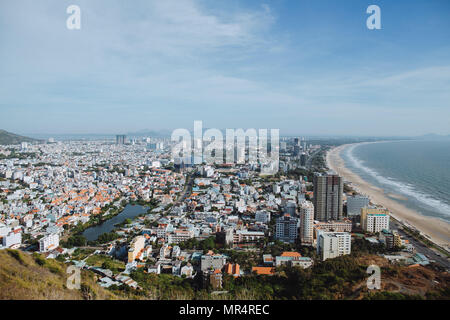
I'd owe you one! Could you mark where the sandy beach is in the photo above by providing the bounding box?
[326,143,450,250]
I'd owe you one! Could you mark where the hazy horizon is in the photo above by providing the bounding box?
[11,129,450,140]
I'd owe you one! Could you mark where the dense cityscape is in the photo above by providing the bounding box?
[0,133,448,300]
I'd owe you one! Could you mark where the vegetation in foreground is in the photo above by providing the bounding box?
[1,242,449,300]
[0,249,126,300]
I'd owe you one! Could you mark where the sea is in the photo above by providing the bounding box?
[341,139,450,224]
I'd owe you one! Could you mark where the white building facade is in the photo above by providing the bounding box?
[39,233,59,252]
[299,201,314,245]
[317,231,351,261]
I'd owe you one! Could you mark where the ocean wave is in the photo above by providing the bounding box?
[345,144,450,218]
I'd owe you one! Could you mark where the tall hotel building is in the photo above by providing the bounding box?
[116,135,126,145]
[313,173,344,221]
[299,201,314,245]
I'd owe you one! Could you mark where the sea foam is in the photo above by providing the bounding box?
[345,143,450,219]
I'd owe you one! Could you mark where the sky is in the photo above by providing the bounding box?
[0,0,449,136]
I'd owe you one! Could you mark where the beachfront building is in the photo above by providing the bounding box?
[379,229,402,249]
[361,208,390,233]
[317,231,351,261]
[347,195,370,216]
[313,173,343,221]
[299,200,314,245]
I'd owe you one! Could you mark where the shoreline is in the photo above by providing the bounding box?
[326,142,450,250]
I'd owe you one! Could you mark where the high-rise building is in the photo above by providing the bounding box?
[347,195,370,216]
[275,214,299,243]
[300,153,307,167]
[361,208,390,233]
[313,173,343,221]
[299,201,314,245]
[116,135,126,145]
[317,231,351,261]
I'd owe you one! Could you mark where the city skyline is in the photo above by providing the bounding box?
[1,0,450,136]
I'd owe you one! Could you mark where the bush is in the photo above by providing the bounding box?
[7,250,25,265]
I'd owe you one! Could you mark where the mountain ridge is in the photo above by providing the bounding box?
[0,129,41,145]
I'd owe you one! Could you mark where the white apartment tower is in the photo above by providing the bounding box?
[299,200,314,245]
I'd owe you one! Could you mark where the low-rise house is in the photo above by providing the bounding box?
[203,269,223,290]
[115,274,138,289]
[171,245,181,258]
[172,260,182,275]
[274,251,313,268]
[275,251,302,267]
[201,252,227,272]
[159,244,171,259]
[263,254,274,266]
[290,257,313,269]
[180,263,195,278]
[148,263,161,274]
[251,267,275,275]
[223,263,240,278]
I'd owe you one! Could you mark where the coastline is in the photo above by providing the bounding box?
[326,142,450,250]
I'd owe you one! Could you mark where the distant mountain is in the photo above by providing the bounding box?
[0,129,41,145]
[415,133,450,140]
[126,129,172,138]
